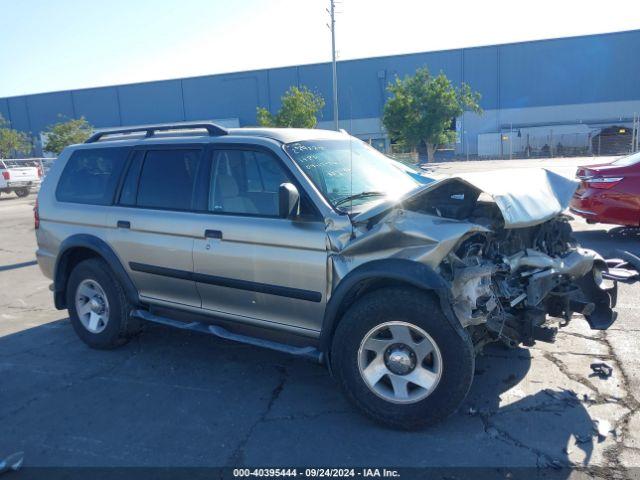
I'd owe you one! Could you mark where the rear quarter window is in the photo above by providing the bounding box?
[55,147,130,205]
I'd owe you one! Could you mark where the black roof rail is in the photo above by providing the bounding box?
[85,122,228,143]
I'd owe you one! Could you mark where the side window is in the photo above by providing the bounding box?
[245,155,263,192]
[256,152,287,192]
[56,147,130,205]
[118,151,144,206]
[137,149,202,210]
[209,149,289,216]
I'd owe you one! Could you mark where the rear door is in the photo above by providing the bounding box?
[192,146,328,334]
[106,145,208,308]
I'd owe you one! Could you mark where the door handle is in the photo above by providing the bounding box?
[204,229,222,239]
[117,220,131,229]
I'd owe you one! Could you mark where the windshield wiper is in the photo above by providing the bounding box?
[334,191,386,208]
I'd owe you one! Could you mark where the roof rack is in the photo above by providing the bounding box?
[84,122,228,143]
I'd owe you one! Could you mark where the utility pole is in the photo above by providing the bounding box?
[329,0,339,130]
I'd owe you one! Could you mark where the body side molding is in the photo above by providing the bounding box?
[129,262,323,303]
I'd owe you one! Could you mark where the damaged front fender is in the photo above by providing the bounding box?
[318,258,465,354]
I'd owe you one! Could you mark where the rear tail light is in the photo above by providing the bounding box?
[2,171,9,181]
[34,198,40,229]
[586,177,624,189]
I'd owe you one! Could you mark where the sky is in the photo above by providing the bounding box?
[0,0,638,98]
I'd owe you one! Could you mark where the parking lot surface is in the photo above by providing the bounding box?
[1,158,639,475]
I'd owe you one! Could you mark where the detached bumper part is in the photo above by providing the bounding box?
[577,269,617,330]
[574,250,640,331]
[603,251,640,284]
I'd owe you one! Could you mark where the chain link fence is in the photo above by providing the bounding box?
[477,115,640,160]
[388,114,640,164]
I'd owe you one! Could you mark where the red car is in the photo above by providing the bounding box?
[570,152,640,226]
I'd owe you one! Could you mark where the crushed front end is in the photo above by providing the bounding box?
[443,216,619,350]
[347,168,639,352]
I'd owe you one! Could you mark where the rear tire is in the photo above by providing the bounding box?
[15,188,29,198]
[331,287,475,430]
[66,258,141,349]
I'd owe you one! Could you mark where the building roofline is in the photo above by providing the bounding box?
[1,28,639,100]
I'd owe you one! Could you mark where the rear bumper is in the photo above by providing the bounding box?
[570,190,639,226]
[5,181,35,188]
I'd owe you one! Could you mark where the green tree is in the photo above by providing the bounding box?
[43,116,93,155]
[0,115,31,158]
[257,86,325,128]
[383,67,482,162]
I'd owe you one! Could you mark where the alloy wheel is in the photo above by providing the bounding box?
[357,321,442,404]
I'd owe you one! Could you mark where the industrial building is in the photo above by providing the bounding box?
[1,29,639,158]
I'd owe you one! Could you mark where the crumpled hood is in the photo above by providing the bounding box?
[353,168,579,229]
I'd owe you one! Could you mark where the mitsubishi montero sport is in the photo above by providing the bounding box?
[35,123,632,429]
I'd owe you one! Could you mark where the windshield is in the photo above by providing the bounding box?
[613,151,640,167]
[284,138,419,210]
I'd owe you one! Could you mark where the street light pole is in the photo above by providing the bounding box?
[329,0,339,130]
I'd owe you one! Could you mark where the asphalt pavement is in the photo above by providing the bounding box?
[1,159,639,476]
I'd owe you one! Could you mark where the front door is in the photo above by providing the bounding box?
[192,147,327,334]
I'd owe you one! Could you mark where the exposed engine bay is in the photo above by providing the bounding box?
[407,178,618,350]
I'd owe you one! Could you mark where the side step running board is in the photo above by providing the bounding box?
[131,309,323,364]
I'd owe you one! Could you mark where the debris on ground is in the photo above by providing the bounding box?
[590,362,613,379]
[0,452,24,475]
[594,418,613,439]
[613,427,624,443]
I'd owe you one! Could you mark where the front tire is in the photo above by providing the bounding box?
[331,287,475,430]
[66,258,140,349]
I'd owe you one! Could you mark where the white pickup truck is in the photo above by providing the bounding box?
[0,160,41,198]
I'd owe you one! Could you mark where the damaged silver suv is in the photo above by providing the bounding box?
[36,123,630,429]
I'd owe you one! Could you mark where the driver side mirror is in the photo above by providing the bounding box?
[278,183,301,219]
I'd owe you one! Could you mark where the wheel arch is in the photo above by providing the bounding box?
[53,234,139,310]
[319,259,464,357]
